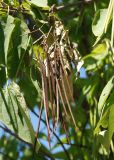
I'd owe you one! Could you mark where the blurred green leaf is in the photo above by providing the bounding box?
[84,42,108,60]
[83,75,99,105]
[95,90,114,153]
[98,76,114,116]
[83,42,108,71]
[0,0,114,159]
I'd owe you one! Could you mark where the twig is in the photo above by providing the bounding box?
[32,101,43,159]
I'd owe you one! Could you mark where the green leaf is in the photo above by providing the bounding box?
[106,91,114,152]
[92,9,107,37]
[0,82,40,150]
[95,91,114,153]
[8,18,30,79]
[95,91,114,134]
[0,22,5,64]
[20,19,30,51]
[98,130,110,154]
[0,15,30,79]
[7,17,30,79]
[108,105,114,146]
[104,0,114,33]
[18,74,40,107]
[83,75,99,106]
[7,18,21,78]
[94,108,109,135]
[4,15,15,64]
[84,42,108,60]
[98,76,114,116]
[30,0,48,7]
[83,42,108,71]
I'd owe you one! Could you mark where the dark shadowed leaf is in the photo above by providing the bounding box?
[0,22,5,64]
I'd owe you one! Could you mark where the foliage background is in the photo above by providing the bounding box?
[0,0,114,160]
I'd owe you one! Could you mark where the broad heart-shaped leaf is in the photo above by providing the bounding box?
[92,9,107,37]
[0,82,40,151]
[30,0,48,7]
[98,76,114,116]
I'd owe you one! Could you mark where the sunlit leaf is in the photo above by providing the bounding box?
[30,0,48,7]
[92,9,107,37]
[84,42,108,60]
